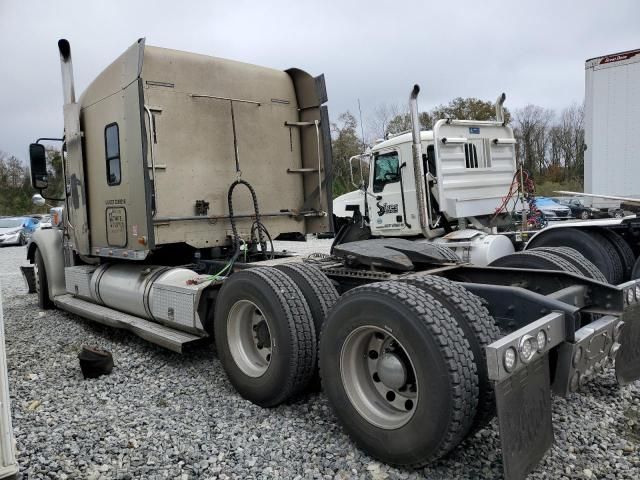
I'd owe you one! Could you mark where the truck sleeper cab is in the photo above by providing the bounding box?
[22,41,640,480]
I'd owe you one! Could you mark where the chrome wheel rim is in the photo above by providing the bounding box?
[340,326,418,429]
[227,300,272,377]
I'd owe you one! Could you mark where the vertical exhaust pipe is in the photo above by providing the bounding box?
[409,85,431,237]
[495,92,506,123]
[58,39,76,105]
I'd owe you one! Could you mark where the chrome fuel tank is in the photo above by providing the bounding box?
[85,264,209,331]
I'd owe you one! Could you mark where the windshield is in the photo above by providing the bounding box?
[0,217,24,228]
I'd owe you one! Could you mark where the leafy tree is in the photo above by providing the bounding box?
[386,111,433,136]
[0,147,63,216]
[513,105,555,175]
[331,112,364,196]
[431,97,511,123]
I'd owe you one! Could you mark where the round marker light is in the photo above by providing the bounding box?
[518,335,536,363]
[536,330,547,352]
[503,347,517,372]
[627,288,635,305]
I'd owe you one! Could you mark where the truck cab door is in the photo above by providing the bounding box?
[369,150,408,235]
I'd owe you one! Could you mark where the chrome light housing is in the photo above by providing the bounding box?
[518,335,536,363]
[503,347,517,372]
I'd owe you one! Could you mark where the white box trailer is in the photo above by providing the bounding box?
[584,48,640,209]
[0,291,17,479]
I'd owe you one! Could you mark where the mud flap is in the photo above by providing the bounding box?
[494,355,553,480]
[616,303,640,384]
[20,266,36,294]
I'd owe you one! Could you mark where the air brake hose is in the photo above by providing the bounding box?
[227,179,272,266]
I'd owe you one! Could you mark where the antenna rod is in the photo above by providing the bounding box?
[357,99,366,155]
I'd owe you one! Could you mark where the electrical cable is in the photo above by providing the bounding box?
[227,179,273,268]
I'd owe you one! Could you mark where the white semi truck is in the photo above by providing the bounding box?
[334,88,640,284]
[584,48,640,209]
[21,39,640,480]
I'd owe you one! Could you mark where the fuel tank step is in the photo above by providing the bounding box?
[53,294,204,353]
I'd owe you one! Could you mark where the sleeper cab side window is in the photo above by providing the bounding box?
[105,123,121,186]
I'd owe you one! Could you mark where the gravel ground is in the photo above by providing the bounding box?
[1,241,639,480]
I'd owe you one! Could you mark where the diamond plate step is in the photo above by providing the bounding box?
[54,294,204,353]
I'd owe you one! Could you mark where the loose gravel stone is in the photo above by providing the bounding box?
[0,240,639,479]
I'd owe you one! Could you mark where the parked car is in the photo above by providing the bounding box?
[554,197,626,220]
[534,196,572,220]
[37,214,52,229]
[0,217,39,246]
[553,197,601,220]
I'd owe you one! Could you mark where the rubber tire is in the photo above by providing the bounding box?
[34,248,53,309]
[491,250,601,326]
[320,281,478,467]
[524,250,584,275]
[583,229,625,284]
[596,229,636,282]
[531,247,607,282]
[214,267,316,407]
[580,210,590,220]
[632,256,640,280]
[399,274,500,431]
[19,233,27,246]
[526,227,621,283]
[431,244,462,262]
[274,263,339,335]
[275,263,339,390]
[489,251,582,274]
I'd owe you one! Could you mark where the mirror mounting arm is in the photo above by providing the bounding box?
[38,190,65,202]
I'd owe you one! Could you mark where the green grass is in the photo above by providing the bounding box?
[535,180,583,197]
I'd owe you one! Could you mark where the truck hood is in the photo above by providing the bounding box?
[333,190,365,218]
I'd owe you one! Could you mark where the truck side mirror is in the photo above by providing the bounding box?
[29,143,48,190]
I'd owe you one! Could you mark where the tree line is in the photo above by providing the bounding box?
[0,148,63,216]
[331,97,585,197]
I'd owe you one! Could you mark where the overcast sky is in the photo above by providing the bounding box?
[1,0,638,163]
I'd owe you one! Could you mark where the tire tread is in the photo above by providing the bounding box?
[320,281,478,467]
[399,274,500,430]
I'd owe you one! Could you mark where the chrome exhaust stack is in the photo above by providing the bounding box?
[495,92,506,123]
[58,39,76,105]
[408,85,432,237]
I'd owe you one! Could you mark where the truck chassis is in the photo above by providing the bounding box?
[22,236,640,480]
